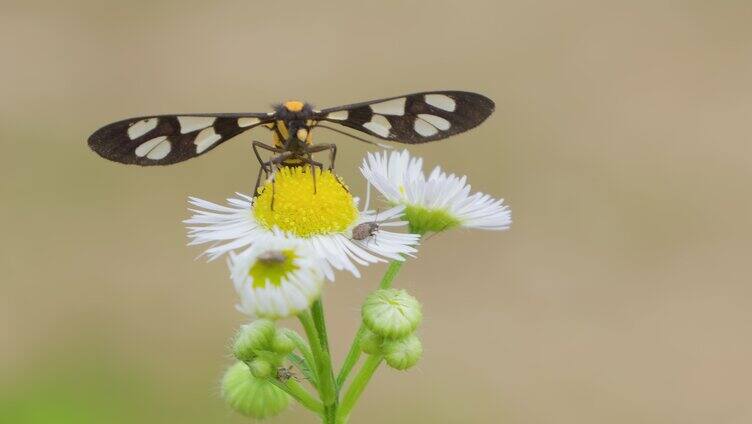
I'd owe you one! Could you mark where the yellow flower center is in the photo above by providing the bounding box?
[253,167,358,237]
[249,249,298,288]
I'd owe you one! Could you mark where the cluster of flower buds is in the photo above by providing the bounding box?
[360,288,424,370]
[221,320,296,418]
[232,319,296,378]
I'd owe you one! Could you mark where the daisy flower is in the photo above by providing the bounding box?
[360,149,512,234]
[229,237,329,319]
[185,167,419,277]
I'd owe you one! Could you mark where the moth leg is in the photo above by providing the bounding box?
[308,144,347,193]
[252,142,269,197]
[253,165,266,197]
[306,143,337,170]
[252,140,286,166]
[307,154,317,194]
[266,152,294,211]
[308,159,325,170]
[253,141,289,201]
[327,144,337,171]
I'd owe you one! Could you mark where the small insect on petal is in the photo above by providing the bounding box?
[351,222,379,241]
[257,250,287,264]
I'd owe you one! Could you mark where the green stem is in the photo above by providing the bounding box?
[298,311,335,401]
[298,308,337,423]
[311,299,338,422]
[269,378,323,414]
[282,329,318,386]
[311,300,331,348]
[337,355,383,422]
[336,260,406,391]
[379,260,405,289]
[335,327,364,390]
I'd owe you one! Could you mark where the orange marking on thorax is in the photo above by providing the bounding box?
[283,100,304,112]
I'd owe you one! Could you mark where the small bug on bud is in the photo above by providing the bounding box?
[276,365,299,383]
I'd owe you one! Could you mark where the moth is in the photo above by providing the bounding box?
[88,91,494,192]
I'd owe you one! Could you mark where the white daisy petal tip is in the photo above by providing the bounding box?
[360,149,512,234]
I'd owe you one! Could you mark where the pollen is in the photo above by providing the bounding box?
[254,167,358,237]
[283,100,305,112]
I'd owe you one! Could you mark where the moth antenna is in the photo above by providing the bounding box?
[314,124,392,149]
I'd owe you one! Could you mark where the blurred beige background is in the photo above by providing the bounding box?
[2,1,751,423]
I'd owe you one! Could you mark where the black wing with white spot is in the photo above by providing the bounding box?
[316,91,494,144]
[88,113,272,165]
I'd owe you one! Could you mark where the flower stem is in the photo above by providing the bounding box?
[336,260,406,390]
[337,354,383,422]
[269,378,323,414]
[311,299,339,422]
[335,326,364,390]
[282,329,318,386]
[311,300,331,348]
[298,311,322,361]
[379,260,405,289]
[299,305,338,423]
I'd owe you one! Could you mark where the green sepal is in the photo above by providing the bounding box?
[404,204,461,235]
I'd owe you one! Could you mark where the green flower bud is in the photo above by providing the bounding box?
[362,289,422,339]
[404,204,461,235]
[254,350,284,368]
[233,319,276,361]
[248,358,273,379]
[271,331,295,355]
[383,334,423,371]
[359,329,383,355]
[221,361,290,419]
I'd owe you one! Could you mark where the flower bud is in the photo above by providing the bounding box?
[221,361,290,419]
[359,329,383,355]
[248,358,273,379]
[254,350,284,368]
[404,205,461,235]
[383,334,423,371]
[271,332,295,355]
[362,289,422,339]
[233,319,276,361]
